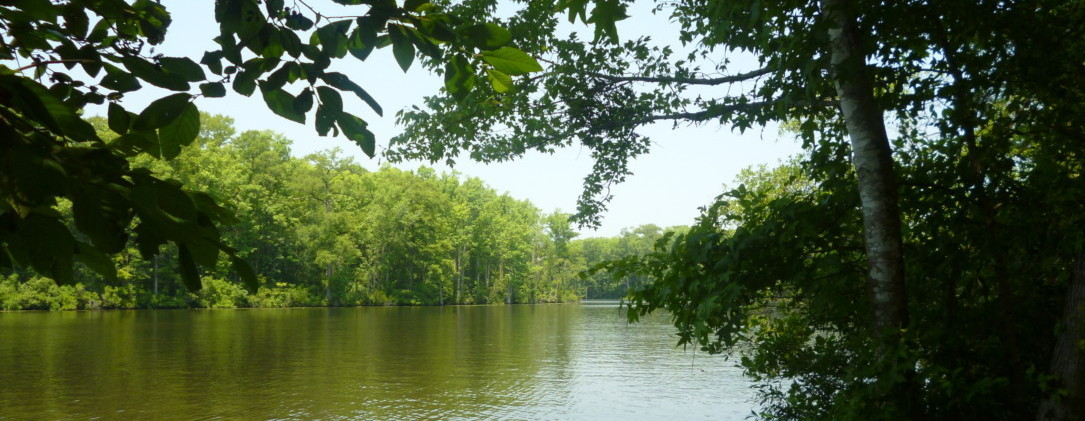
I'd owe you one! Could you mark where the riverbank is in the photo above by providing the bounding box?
[0,276,596,311]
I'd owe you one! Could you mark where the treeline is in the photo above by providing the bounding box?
[0,115,667,310]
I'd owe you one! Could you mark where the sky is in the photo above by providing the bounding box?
[94,1,803,238]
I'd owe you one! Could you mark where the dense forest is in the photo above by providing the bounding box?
[0,114,669,310]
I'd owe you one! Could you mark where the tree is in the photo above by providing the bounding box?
[0,0,541,291]
[392,0,1085,419]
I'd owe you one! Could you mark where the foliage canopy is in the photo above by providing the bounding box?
[0,0,541,290]
[394,0,1085,419]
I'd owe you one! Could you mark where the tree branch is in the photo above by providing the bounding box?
[538,58,772,86]
[588,67,774,86]
[14,59,97,72]
[635,101,773,124]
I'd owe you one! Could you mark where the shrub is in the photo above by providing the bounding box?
[250,282,320,308]
[101,284,141,309]
[191,277,250,308]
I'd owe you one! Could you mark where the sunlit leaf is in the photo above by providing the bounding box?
[486,69,514,93]
[480,47,543,75]
[158,102,201,159]
[388,25,415,72]
[134,93,192,130]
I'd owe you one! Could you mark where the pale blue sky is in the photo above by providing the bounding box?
[97,1,802,238]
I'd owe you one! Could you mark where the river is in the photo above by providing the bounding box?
[0,302,753,420]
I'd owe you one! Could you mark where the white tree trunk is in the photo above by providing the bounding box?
[822,0,915,417]
[822,0,909,336]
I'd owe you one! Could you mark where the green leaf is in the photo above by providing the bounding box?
[261,26,286,59]
[486,69,514,93]
[71,188,130,254]
[159,57,207,82]
[585,0,628,42]
[316,86,343,112]
[262,63,293,91]
[100,64,141,92]
[150,179,199,224]
[78,45,103,77]
[190,192,237,225]
[480,47,543,75]
[158,103,201,159]
[218,0,265,43]
[232,68,259,96]
[444,55,475,101]
[62,4,90,38]
[337,112,375,157]
[417,17,457,43]
[388,25,415,72]
[134,224,166,260]
[110,132,161,158]
[560,0,590,23]
[264,0,285,15]
[319,72,383,116]
[260,83,305,124]
[107,102,131,135]
[403,0,429,11]
[200,50,225,75]
[178,244,202,291]
[347,25,377,61]
[3,146,66,209]
[54,42,79,69]
[200,82,227,98]
[122,56,189,91]
[315,105,336,136]
[2,76,97,140]
[186,239,221,270]
[76,243,118,283]
[135,93,193,130]
[285,12,314,31]
[316,20,352,59]
[87,18,110,43]
[231,254,259,293]
[294,87,314,114]
[19,213,75,285]
[459,23,512,50]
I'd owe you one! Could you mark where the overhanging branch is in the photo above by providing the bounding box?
[588,67,774,86]
[538,57,773,86]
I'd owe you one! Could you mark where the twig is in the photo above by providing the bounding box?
[14,59,97,72]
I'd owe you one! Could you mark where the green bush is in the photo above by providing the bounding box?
[143,291,191,309]
[101,284,141,309]
[0,276,21,310]
[0,276,76,310]
[192,277,250,308]
[250,282,320,308]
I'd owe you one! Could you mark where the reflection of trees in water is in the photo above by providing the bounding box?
[0,305,744,419]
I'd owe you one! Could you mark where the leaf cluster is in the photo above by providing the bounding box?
[0,0,542,291]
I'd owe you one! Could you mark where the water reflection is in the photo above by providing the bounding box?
[0,304,752,420]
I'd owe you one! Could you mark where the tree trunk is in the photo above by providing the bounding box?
[153,254,159,296]
[1037,255,1085,421]
[500,258,509,303]
[325,263,333,305]
[455,247,463,304]
[821,0,917,418]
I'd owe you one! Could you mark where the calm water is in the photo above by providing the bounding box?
[0,303,753,420]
